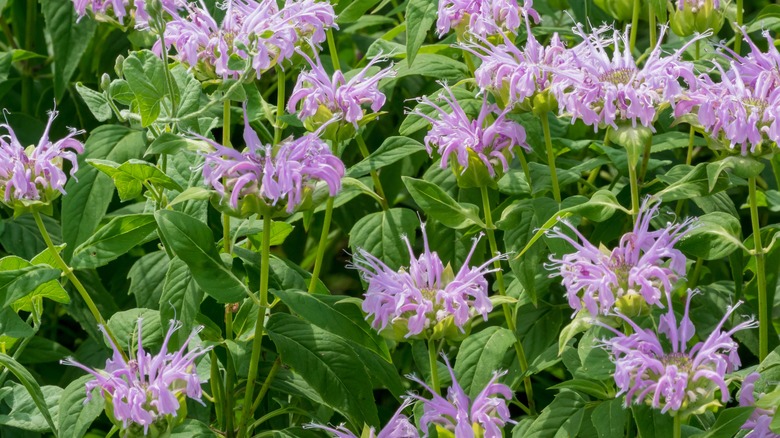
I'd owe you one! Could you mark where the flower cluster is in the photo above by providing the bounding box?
[408,356,514,437]
[677,30,780,155]
[598,290,756,416]
[62,320,211,435]
[546,200,695,316]
[159,0,336,78]
[306,399,419,438]
[739,373,780,438]
[410,84,528,179]
[201,112,344,213]
[0,109,84,207]
[72,0,131,23]
[551,23,702,131]
[288,52,396,127]
[464,21,567,106]
[437,0,539,37]
[352,221,502,338]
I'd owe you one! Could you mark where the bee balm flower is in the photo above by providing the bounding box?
[61,320,212,436]
[305,399,419,437]
[0,109,84,208]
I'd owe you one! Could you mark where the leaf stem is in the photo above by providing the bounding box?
[223,100,232,255]
[427,339,440,395]
[224,307,236,437]
[541,113,561,203]
[274,65,285,145]
[749,177,769,361]
[629,0,641,53]
[735,0,743,54]
[627,150,641,219]
[326,29,341,70]
[32,211,126,360]
[237,214,272,437]
[648,5,657,48]
[673,412,681,438]
[479,186,536,414]
[308,197,335,293]
[251,357,281,413]
[210,350,225,430]
[355,134,389,210]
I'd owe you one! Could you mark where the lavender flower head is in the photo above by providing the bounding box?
[351,221,503,339]
[598,290,756,417]
[287,51,396,128]
[201,111,344,214]
[676,31,780,155]
[437,0,539,37]
[159,0,336,78]
[407,355,514,437]
[739,372,780,438]
[61,320,212,435]
[72,0,130,23]
[0,109,84,207]
[410,84,528,179]
[546,199,695,316]
[305,399,419,438]
[552,23,704,131]
[463,19,567,106]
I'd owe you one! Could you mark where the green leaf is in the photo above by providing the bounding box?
[691,407,755,438]
[591,398,626,437]
[677,212,744,260]
[145,132,206,156]
[455,327,516,398]
[550,379,611,400]
[349,208,419,270]
[266,313,379,428]
[0,263,62,308]
[170,420,218,437]
[562,190,628,222]
[0,51,11,82]
[0,307,34,339]
[155,210,250,303]
[107,308,163,351]
[160,257,204,345]
[632,404,672,437]
[394,54,469,81]
[402,176,486,229]
[337,0,383,23]
[0,353,58,436]
[0,214,61,260]
[273,290,405,396]
[347,137,426,178]
[75,83,112,122]
[519,391,585,438]
[706,156,764,191]
[42,0,96,100]
[71,214,158,269]
[405,0,437,64]
[127,251,169,309]
[62,125,147,260]
[9,248,70,312]
[123,50,168,126]
[58,375,104,438]
[656,163,731,201]
[88,158,183,201]
[0,383,61,433]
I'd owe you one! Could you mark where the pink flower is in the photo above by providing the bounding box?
[61,320,211,435]
[288,51,396,127]
[305,399,419,438]
[407,355,514,437]
[598,290,756,415]
[437,0,539,37]
[546,199,695,316]
[409,83,528,177]
[739,372,780,438]
[351,221,501,337]
[0,108,84,204]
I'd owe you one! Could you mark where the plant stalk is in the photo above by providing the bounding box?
[629,0,641,53]
[223,100,232,254]
[749,177,769,361]
[224,307,236,438]
[32,211,126,360]
[251,357,282,413]
[355,134,389,210]
[427,339,440,395]
[541,113,561,203]
[237,214,272,437]
[308,197,335,293]
[673,413,681,438]
[274,65,285,145]
[735,0,744,54]
[480,186,536,414]
[628,153,641,218]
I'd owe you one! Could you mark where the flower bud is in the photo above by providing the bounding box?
[670,0,724,37]
[593,0,636,22]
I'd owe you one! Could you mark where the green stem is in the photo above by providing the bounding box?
[158,26,178,119]
[326,29,341,70]
[480,186,536,414]
[274,66,285,145]
[540,113,561,203]
[648,6,657,49]
[210,351,225,430]
[689,257,703,289]
[222,100,232,255]
[628,153,641,218]
[517,147,532,193]
[308,197,335,294]
[237,214,272,437]
[32,211,125,359]
[0,316,37,387]
[355,134,389,210]
[251,357,282,413]
[629,0,641,53]
[735,0,744,54]
[427,339,440,395]
[639,136,652,183]
[749,177,769,361]
[686,126,696,166]
[673,413,681,438]
[224,307,236,438]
